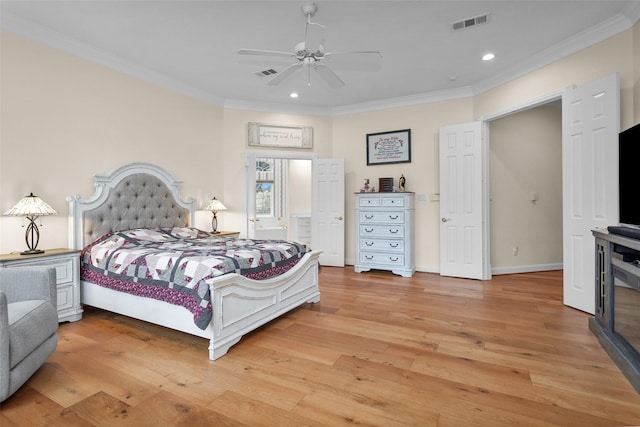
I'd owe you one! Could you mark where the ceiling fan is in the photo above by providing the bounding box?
[238,2,382,89]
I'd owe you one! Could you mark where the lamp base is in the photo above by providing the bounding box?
[20,249,44,256]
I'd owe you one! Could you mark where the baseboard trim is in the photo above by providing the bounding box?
[492,263,563,275]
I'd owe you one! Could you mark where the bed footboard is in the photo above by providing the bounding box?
[209,250,321,360]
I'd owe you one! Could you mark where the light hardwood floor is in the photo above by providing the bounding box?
[2,268,640,426]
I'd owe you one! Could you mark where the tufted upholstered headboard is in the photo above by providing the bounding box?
[67,163,195,249]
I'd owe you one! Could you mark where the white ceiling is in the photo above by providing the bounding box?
[2,1,639,114]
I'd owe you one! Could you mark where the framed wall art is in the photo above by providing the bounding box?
[366,129,411,165]
[248,122,313,149]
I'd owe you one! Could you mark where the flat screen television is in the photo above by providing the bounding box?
[619,123,640,229]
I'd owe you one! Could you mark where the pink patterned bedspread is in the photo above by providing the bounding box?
[80,227,308,329]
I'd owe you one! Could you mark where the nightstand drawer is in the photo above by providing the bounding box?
[30,258,74,285]
[56,282,74,311]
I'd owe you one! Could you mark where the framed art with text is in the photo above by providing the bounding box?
[366,129,411,165]
[248,122,313,149]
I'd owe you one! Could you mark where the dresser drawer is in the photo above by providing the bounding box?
[358,197,381,207]
[360,225,405,238]
[359,211,405,224]
[359,252,405,266]
[360,238,404,252]
[381,196,406,207]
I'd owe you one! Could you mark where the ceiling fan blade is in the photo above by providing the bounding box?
[267,62,303,86]
[323,51,383,72]
[305,21,326,53]
[314,63,344,89]
[324,51,382,62]
[238,49,296,59]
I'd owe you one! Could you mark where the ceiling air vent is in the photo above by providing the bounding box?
[452,13,489,31]
[256,69,278,77]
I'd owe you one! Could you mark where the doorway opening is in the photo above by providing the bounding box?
[487,102,563,275]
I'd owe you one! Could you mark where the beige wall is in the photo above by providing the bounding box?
[332,100,473,270]
[1,24,639,270]
[220,109,333,234]
[489,105,563,270]
[0,31,224,253]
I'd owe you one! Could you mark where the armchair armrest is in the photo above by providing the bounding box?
[0,267,56,307]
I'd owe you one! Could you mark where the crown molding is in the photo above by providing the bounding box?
[1,12,225,107]
[330,87,474,116]
[2,6,637,116]
[223,98,332,116]
[472,12,635,96]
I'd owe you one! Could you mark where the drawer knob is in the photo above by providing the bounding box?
[389,229,399,234]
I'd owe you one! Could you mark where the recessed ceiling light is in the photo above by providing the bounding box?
[482,53,495,61]
[289,92,299,98]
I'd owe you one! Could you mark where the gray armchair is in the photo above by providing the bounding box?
[0,266,59,402]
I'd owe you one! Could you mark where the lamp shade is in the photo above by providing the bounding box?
[204,197,227,212]
[3,193,58,217]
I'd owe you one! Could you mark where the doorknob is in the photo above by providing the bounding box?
[335,216,344,221]
[441,218,451,222]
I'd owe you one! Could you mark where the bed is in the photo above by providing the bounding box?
[67,162,321,360]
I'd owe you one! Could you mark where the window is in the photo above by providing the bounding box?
[256,159,275,217]
[255,182,274,216]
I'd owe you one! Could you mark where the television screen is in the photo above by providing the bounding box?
[619,123,640,228]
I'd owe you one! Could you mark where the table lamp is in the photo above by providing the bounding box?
[3,192,58,255]
[204,197,227,234]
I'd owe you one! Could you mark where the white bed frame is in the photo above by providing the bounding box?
[67,163,320,360]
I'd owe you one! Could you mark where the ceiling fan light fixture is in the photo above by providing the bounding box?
[482,52,495,61]
[289,92,299,98]
[238,2,381,89]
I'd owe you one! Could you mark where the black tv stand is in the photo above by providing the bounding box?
[608,225,640,240]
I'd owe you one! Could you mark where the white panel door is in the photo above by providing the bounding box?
[439,122,490,280]
[562,74,619,314]
[312,158,345,267]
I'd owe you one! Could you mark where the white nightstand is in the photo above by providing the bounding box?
[0,248,83,322]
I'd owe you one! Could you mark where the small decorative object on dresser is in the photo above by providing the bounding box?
[399,174,406,191]
[354,192,415,277]
[0,248,83,322]
[378,177,393,192]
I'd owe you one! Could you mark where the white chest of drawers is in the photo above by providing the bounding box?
[354,192,415,277]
